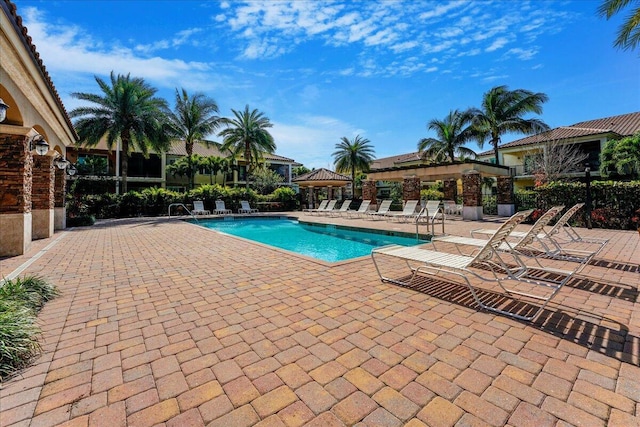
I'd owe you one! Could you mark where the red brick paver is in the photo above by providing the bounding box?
[0,214,638,426]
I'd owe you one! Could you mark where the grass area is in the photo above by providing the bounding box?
[0,276,59,380]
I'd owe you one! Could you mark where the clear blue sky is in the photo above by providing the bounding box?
[17,0,640,169]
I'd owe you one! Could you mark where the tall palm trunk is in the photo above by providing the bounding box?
[245,142,251,189]
[186,140,195,189]
[121,131,130,193]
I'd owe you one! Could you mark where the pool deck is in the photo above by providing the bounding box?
[0,212,639,427]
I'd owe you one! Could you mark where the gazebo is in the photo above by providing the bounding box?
[292,168,351,209]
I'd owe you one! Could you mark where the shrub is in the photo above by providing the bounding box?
[0,276,59,379]
[67,215,96,227]
[420,188,444,201]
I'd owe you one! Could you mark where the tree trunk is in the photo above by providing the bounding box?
[121,137,129,193]
[186,141,194,189]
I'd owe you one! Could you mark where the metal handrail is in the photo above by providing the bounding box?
[414,207,428,240]
[168,203,198,222]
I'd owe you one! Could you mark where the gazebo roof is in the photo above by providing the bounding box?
[292,168,351,187]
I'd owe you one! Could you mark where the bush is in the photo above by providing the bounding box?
[535,180,640,229]
[420,188,444,201]
[67,215,96,227]
[0,276,59,379]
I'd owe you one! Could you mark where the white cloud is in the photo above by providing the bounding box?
[271,115,362,169]
[22,7,229,93]
[485,37,509,52]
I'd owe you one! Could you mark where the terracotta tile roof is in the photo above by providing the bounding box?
[480,111,640,154]
[2,0,78,140]
[167,142,295,163]
[370,151,423,170]
[73,139,295,163]
[292,168,350,182]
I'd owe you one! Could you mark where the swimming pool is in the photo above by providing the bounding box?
[192,217,428,263]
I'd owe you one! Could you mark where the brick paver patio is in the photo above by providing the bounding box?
[0,213,638,426]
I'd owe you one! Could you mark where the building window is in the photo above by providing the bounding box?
[77,154,109,175]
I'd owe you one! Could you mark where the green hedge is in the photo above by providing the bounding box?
[531,180,640,230]
[67,185,299,220]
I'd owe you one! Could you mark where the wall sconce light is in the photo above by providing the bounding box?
[30,134,50,156]
[54,157,68,170]
[0,98,8,122]
[54,156,77,175]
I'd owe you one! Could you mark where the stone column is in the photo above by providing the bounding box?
[402,176,421,202]
[307,186,314,209]
[327,186,333,200]
[0,132,33,256]
[497,176,515,216]
[443,179,457,201]
[362,180,377,207]
[462,170,483,220]
[54,166,66,230]
[32,155,55,239]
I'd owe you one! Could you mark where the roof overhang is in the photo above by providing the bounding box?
[293,180,350,188]
[367,160,511,182]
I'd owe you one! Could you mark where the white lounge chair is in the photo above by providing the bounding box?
[371,209,579,321]
[344,200,371,218]
[471,203,608,259]
[192,200,210,215]
[328,200,353,217]
[386,200,420,222]
[432,205,596,276]
[214,200,232,215]
[365,200,392,220]
[238,200,258,214]
[304,199,328,213]
[310,200,337,215]
[443,200,462,215]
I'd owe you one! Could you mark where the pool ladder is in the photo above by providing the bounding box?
[414,206,445,240]
[168,203,198,222]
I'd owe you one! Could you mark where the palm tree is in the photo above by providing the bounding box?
[202,156,228,185]
[167,89,222,189]
[70,71,170,193]
[418,109,478,163]
[470,85,549,166]
[166,156,192,180]
[598,0,640,51]
[332,135,376,192]
[219,105,276,189]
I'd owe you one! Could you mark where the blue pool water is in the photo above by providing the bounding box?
[193,217,427,262]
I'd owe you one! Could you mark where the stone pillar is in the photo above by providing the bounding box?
[32,155,55,239]
[307,186,314,209]
[402,176,421,202]
[0,132,33,256]
[462,170,483,220]
[54,166,66,230]
[443,179,457,201]
[497,176,515,217]
[362,180,377,207]
[327,186,333,200]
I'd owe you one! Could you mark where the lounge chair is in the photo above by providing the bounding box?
[238,200,258,214]
[310,199,337,215]
[419,200,445,234]
[443,200,462,215]
[344,200,371,218]
[386,200,420,222]
[328,200,353,217]
[303,199,328,213]
[365,200,392,220]
[214,200,232,215]
[192,200,210,215]
[372,209,579,321]
[432,205,596,273]
[471,203,608,258]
